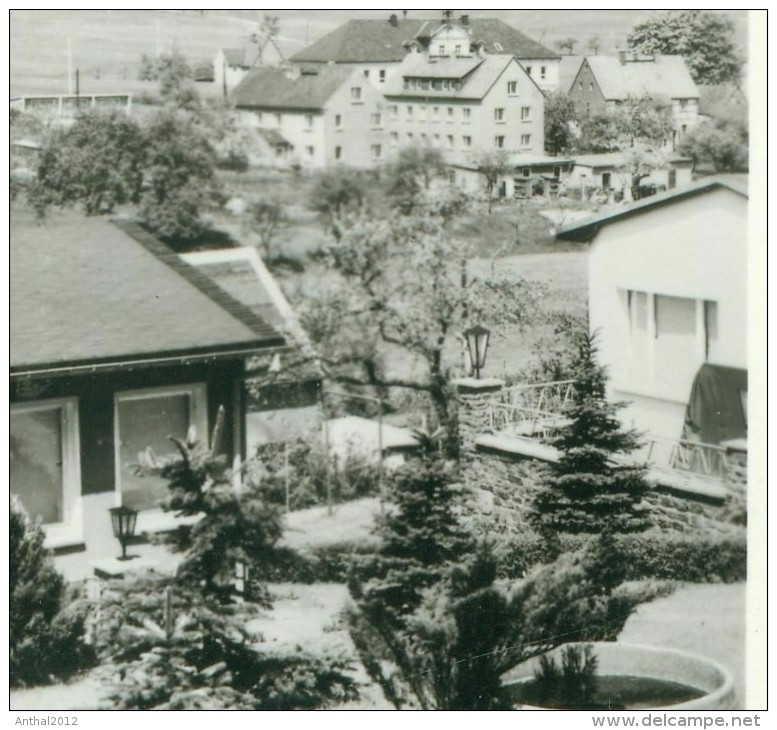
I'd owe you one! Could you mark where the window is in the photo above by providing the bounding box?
[589,82,594,92]
[419,105,427,120]
[462,135,472,147]
[363,69,369,78]
[390,131,399,146]
[447,134,454,149]
[305,145,315,157]
[525,66,532,76]
[624,292,716,392]
[579,82,583,91]
[553,166,561,178]
[371,112,382,128]
[541,66,546,79]
[507,80,517,94]
[433,134,440,147]
[462,108,471,121]
[115,385,206,511]
[274,113,282,125]
[379,69,386,83]
[494,41,503,51]
[371,144,382,160]
[305,113,314,129]
[11,398,80,527]
[407,105,413,118]
[335,113,342,128]
[389,104,398,120]
[680,99,688,109]
[494,108,505,122]
[351,86,362,101]
[438,44,446,55]
[449,170,456,184]
[420,133,428,145]
[432,79,443,90]
[454,44,462,56]
[432,106,439,120]
[447,107,454,120]
[256,111,263,123]
[520,134,531,147]
[335,146,342,160]
[407,132,414,142]
[521,106,531,120]
[522,167,530,177]
[495,135,505,148]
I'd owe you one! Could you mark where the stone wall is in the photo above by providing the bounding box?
[454,384,746,537]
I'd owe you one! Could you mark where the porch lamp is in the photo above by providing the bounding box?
[109,506,138,561]
[464,324,491,380]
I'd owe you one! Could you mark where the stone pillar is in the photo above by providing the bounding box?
[452,377,505,457]
[722,438,747,523]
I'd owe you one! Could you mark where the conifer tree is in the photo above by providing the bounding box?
[533,331,650,534]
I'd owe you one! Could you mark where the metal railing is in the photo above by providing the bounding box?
[640,436,728,480]
[484,379,727,481]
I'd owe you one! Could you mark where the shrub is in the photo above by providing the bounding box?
[95,571,357,710]
[253,542,376,584]
[497,530,747,584]
[533,644,599,709]
[10,497,94,686]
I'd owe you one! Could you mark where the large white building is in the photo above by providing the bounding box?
[382,49,546,161]
[557,179,748,444]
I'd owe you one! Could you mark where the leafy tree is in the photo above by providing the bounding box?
[30,109,145,216]
[293,212,541,454]
[544,92,577,156]
[136,407,283,602]
[628,10,742,85]
[532,331,651,535]
[386,145,447,214]
[139,109,224,243]
[244,198,287,261]
[678,120,748,172]
[348,447,660,710]
[10,497,94,686]
[587,36,602,56]
[556,37,578,55]
[309,168,366,230]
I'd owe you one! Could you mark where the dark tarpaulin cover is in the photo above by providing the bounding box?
[682,364,748,445]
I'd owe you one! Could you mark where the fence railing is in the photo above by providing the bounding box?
[485,379,727,481]
[639,437,728,480]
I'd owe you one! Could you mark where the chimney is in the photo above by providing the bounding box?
[403,10,407,19]
[442,9,453,25]
[389,13,398,27]
[473,40,486,58]
[460,14,469,26]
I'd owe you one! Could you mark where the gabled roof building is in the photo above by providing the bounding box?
[568,53,700,147]
[233,65,388,169]
[291,11,560,91]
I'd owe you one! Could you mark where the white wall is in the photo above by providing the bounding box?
[589,187,747,440]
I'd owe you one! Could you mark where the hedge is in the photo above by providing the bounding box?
[497,531,747,584]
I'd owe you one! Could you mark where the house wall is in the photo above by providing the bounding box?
[324,72,389,167]
[519,58,560,92]
[567,60,608,116]
[10,359,244,555]
[588,188,747,440]
[240,107,328,169]
[384,58,545,160]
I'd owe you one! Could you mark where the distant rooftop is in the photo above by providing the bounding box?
[291,16,558,64]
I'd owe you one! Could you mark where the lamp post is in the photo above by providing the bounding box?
[464,325,491,380]
[109,506,138,561]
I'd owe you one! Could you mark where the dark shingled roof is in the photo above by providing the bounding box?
[232,66,352,111]
[10,211,284,374]
[291,17,558,64]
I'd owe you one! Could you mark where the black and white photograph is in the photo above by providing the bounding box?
[7,7,765,716]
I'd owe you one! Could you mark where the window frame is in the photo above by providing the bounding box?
[11,396,81,533]
[113,383,207,508]
[507,80,517,95]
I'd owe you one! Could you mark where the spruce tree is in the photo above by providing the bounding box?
[533,331,650,534]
